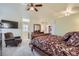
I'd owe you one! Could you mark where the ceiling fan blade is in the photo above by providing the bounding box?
[35,4,42,7]
[31,3,34,6]
[27,8,30,10]
[34,8,38,12]
[27,3,31,7]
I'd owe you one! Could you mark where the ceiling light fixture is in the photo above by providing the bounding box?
[29,7,34,11]
[64,7,72,16]
[27,3,42,12]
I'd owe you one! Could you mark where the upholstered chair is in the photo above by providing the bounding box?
[4,32,22,47]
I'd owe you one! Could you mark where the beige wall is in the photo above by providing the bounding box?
[28,4,79,36]
[29,13,79,36]
[29,16,55,34]
[55,13,79,36]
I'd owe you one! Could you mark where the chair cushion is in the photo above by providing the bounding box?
[15,36,21,38]
[5,32,14,39]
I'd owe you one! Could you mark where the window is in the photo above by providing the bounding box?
[22,18,30,32]
[23,24,28,32]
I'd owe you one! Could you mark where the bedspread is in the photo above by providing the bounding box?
[31,34,79,56]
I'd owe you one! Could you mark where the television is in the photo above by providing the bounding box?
[1,20,18,29]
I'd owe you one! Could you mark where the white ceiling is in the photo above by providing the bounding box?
[0,3,79,19]
[29,3,79,19]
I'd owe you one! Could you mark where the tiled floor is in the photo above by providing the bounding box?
[2,39,40,56]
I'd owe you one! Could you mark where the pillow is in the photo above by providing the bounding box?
[63,32,74,42]
[66,32,79,46]
[64,32,79,46]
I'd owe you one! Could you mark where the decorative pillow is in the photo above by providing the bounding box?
[64,32,79,46]
[66,32,79,46]
[63,32,74,42]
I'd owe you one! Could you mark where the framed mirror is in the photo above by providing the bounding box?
[33,24,41,32]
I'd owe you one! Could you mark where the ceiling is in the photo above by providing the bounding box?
[0,3,79,19]
[29,3,79,19]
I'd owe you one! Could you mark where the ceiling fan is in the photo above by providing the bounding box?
[58,4,79,18]
[27,3,42,12]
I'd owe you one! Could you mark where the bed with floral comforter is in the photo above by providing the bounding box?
[31,32,79,56]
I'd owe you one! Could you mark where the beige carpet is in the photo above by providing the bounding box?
[2,39,40,56]
[0,40,2,56]
[0,48,2,56]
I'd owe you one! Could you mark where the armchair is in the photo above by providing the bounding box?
[4,32,22,47]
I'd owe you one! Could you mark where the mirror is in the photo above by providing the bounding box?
[33,24,41,32]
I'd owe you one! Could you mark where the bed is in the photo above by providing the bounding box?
[31,31,45,39]
[30,32,79,56]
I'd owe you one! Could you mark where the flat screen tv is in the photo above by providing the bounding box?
[1,20,18,29]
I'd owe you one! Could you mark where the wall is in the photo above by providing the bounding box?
[29,14,56,36]
[29,12,79,36]
[55,13,79,36]
[0,4,22,37]
[0,3,30,48]
[29,4,79,36]
[0,4,23,47]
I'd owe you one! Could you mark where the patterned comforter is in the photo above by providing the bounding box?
[31,32,79,56]
[31,32,44,39]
